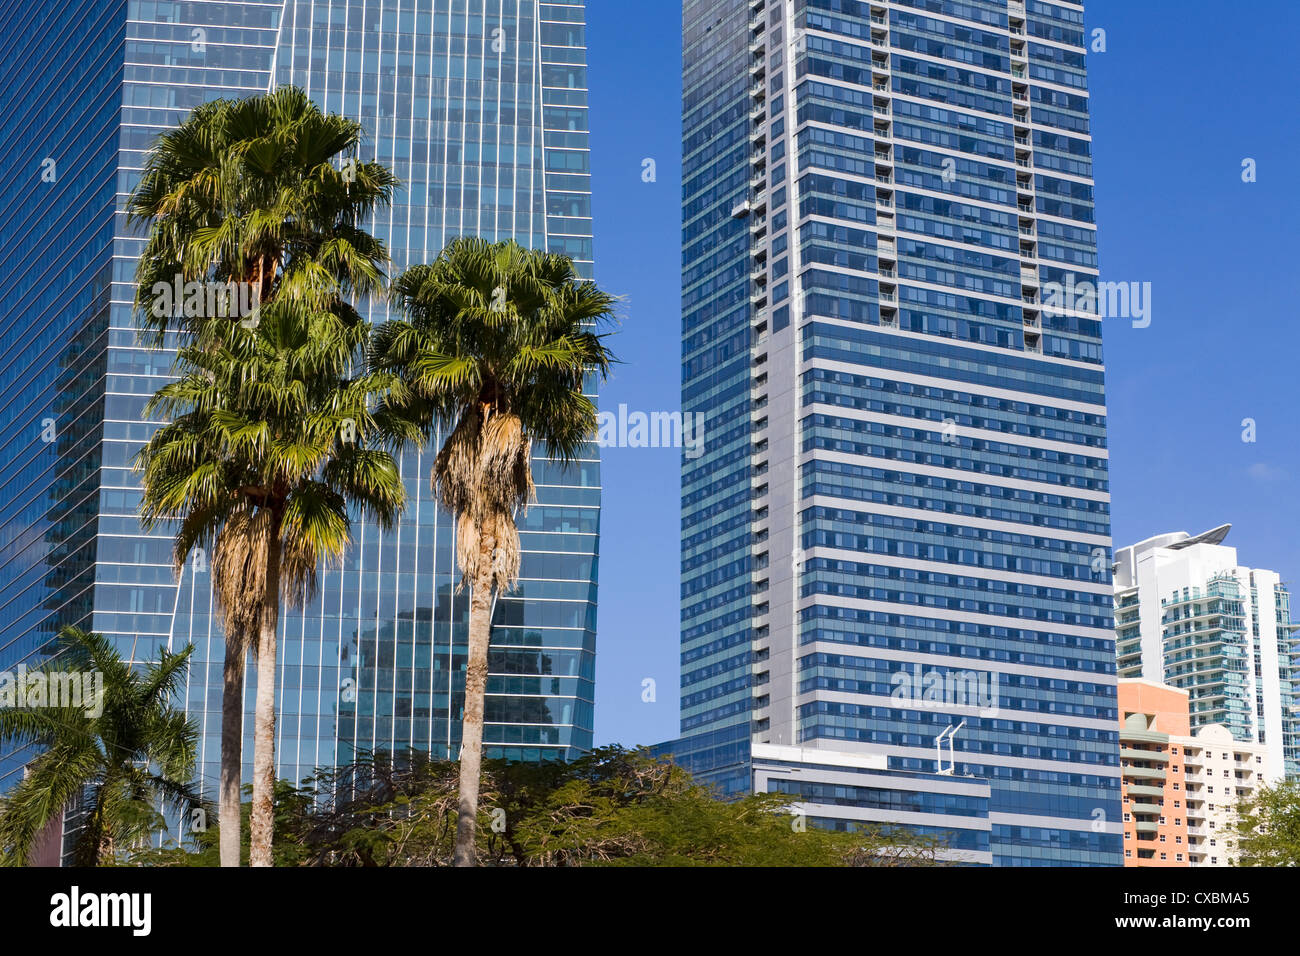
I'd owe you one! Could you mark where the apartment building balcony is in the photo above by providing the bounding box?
[1126,784,1165,798]
[1123,766,1167,782]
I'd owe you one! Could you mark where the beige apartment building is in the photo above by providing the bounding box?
[1119,679,1271,866]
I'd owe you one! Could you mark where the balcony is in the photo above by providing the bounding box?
[1124,766,1168,782]
[1126,784,1165,798]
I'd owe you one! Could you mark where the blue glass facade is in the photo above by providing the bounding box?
[0,0,128,785]
[1,0,599,801]
[681,0,1121,864]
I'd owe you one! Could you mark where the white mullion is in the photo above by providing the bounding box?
[439,0,452,251]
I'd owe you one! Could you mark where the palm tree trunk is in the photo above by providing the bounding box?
[249,534,281,867]
[453,540,495,867]
[76,795,107,867]
[219,638,245,867]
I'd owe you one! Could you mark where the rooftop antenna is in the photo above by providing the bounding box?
[935,719,967,776]
[935,724,953,775]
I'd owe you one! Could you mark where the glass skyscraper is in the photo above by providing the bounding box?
[679,0,1121,864]
[0,0,599,803]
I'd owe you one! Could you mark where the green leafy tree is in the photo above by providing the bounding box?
[128,85,405,867]
[371,238,618,866]
[1229,778,1300,866]
[0,627,204,866]
[491,748,948,867]
[141,748,948,867]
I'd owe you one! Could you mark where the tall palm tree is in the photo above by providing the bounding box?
[135,291,414,866]
[127,85,397,867]
[371,238,617,866]
[129,86,395,347]
[0,627,203,866]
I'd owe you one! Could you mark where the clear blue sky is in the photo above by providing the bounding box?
[583,1,1300,749]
